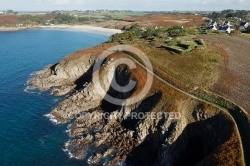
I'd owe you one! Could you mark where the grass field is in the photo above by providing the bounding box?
[78,11,146,19]
[162,38,205,54]
[110,26,222,90]
[203,35,250,113]
[146,45,222,89]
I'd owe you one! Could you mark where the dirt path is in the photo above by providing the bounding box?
[203,35,250,113]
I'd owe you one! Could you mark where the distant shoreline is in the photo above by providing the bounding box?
[0,25,123,36]
[39,25,123,36]
[0,26,38,32]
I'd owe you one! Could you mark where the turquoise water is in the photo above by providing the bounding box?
[0,29,108,165]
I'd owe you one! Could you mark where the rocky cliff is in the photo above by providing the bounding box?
[29,43,244,166]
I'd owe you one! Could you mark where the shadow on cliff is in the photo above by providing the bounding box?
[74,65,94,90]
[73,58,108,91]
[125,113,235,166]
[50,63,59,75]
[100,65,136,116]
[121,92,162,131]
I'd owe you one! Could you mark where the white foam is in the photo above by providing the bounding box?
[103,160,109,166]
[62,148,67,152]
[24,86,35,93]
[62,141,76,158]
[65,124,72,133]
[65,129,71,133]
[64,140,70,147]
[44,113,61,124]
[75,156,81,160]
[87,155,94,164]
[53,99,59,103]
[68,152,74,158]
[24,86,41,94]
[67,124,72,129]
[63,147,77,159]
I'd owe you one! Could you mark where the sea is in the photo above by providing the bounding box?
[0,29,109,165]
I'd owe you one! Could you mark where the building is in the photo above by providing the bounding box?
[223,21,231,27]
[207,25,217,31]
[239,22,249,31]
[207,20,217,31]
[208,20,217,27]
[218,26,231,33]
[217,21,235,33]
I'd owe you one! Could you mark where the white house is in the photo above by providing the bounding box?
[217,20,235,33]
[223,21,231,27]
[207,20,218,31]
[208,20,217,27]
[239,22,249,31]
[207,25,217,31]
[218,26,231,33]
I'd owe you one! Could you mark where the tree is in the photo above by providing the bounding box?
[78,17,89,23]
[167,26,187,37]
[142,28,154,38]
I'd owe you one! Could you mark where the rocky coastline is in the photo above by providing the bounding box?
[28,43,244,165]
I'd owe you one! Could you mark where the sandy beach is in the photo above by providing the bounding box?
[39,25,123,36]
[0,27,37,32]
[0,25,123,36]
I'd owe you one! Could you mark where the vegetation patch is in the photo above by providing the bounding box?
[162,38,205,54]
[110,26,221,88]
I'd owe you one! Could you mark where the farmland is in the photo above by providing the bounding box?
[122,14,207,27]
[203,35,250,113]
[92,14,207,29]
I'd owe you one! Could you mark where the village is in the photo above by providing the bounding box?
[207,19,249,33]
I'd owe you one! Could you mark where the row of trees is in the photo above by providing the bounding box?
[110,25,199,42]
[50,14,90,24]
[208,9,250,20]
[15,13,90,26]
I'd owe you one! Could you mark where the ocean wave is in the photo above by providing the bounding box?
[24,86,41,94]
[44,113,60,124]
[68,151,75,159]
[87,155,94,164]
[52,98,59,103]
[62,140,78,159]
[65,124,72,133]
[30,72,36,76]
[65,129,71,133]
[65,140,70,147]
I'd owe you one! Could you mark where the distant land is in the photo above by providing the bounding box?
[0,9,250,31]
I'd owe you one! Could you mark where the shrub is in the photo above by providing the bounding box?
[167,26,187,37]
